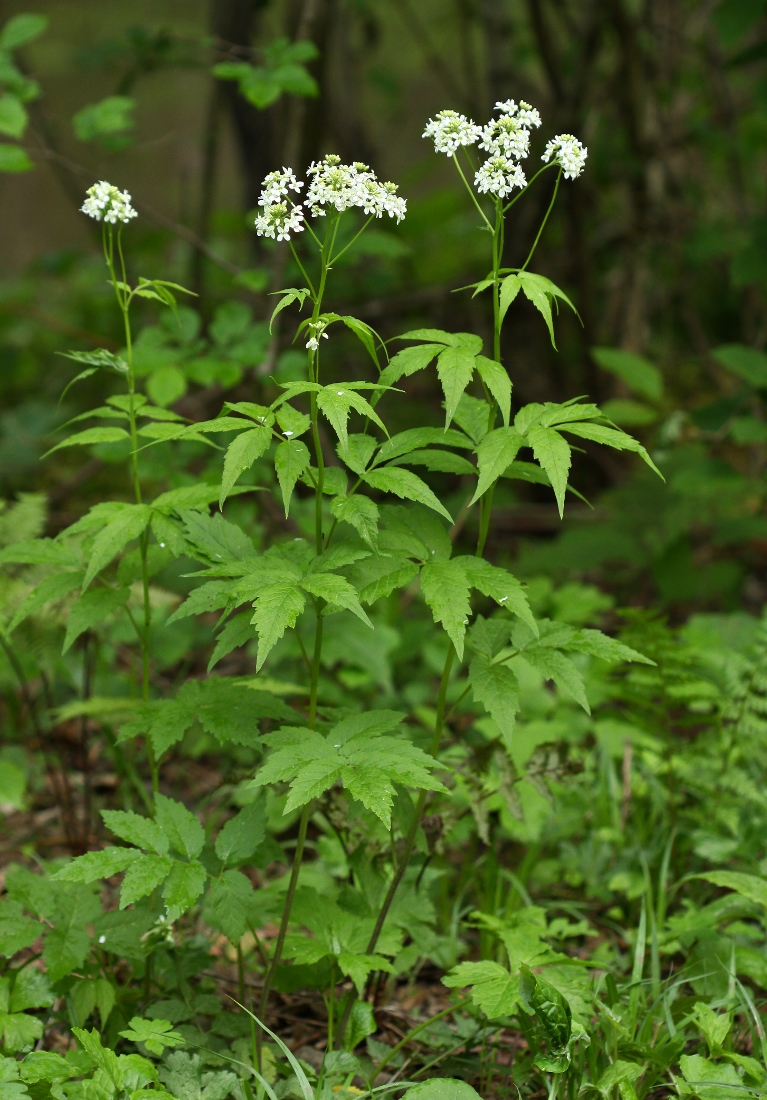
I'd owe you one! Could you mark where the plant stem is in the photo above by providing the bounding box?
[452,153,493,231]
[336,645,456,1047]
[519,168,562,272]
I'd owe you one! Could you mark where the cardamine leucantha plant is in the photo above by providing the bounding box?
[0,100,679,1099]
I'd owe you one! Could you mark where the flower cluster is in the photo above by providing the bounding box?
[475,156,527,198]
[542,134,588,179]
[305,322,329,352]
[306,155,406,221]
[254,157,406,242]
[479,99,542,161]
[422,110,482,156]
[81,181,138,225]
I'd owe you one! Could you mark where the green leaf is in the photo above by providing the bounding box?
[458,557,537,633]
[147,364,186,408]
[592,347,663,401]
[220,426,272,508]
[406,1081,483,1100]
[43,894,95,982]
[330,495,379,548]
[206,870,258,945]
[376,427,473,464]
[436,347,476,427]
[697,871,767,908]
[215,802,267,866]
[163,861,207,921]
[83,504,152,589]
[518,272,578,348]
[568,628,653,665]
[62,586,130,653]
[454,393,493,444]
[73,96,134,145]
[119,1017,185,1057]
[363,467,453,522]
[712,344,767,387]
[10,969,53,1013]
[443,960,522,1018]
[268,287,311,331]
[499,274,523,323]
[301,572,372,626]
[523,648,589,712]
[275,403,311,438]
[8,571,82,632]
[54,847,141,883]
[420,559,472,659]
[0,14,48,49]
[391,448,476,475]
[72,1028,122,1089]
[339,433,377,475]
[101,809,169,855]
[154,794,204,859]
[208,613,254,671]
[60,348,128,374]
[472,427,524,503]
[560,420,662,476]
[43,426,130,458]
[527,425,571,517]
[469,654,520,740]
[19,1051,75,1084]
[476,356,511,427]
[253,582,306,671]
[378,344,442,387]
[0,906,41,957]
[120,854,173,908]
[0,95,26,139]
[317,385,387,451]
[0,143,32,172]
[274,438,310,516]
[0,1011,42,1053]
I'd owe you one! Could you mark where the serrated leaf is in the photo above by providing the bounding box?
[378,344,442,388]
[101,810,169,855]
[330,494,379,548]
[206,870,257,945]
[274,438,310,516]
[469,654,519,740]
[390,448,476,475]
[208,612,254,671]
[10,969,53,1013]
[443,960,522,1018]
[517,272,578,348]
[301,571,372,626]
[163,861,207,921]
[363,467,453,522]
[120,854,173,908]
[215,802,267,865]
[559,420,662,477]
[471,427,524,504]
[0,909,41,957]
[83,505,152,589]
[339,433,377,475]
[458,557,537,633]
[43,892,96,982]
[253,582,306,671]
[54,847,142,883]
[568,628,653,665]
[499,275,523,323]
[697,871,767,908]
[436,347,476,428]
[317,386,387,451]
[120,1016,185,1057]
[43,426,130,459]
[476,356,511,427]
[8,571,82,632]
[154,794,204,859]
[376,427,473,464]
[522,648,589,712]
[527,425,571,517]
[420,559,471,659]
[63,586,130,653]
[220,426,272,508]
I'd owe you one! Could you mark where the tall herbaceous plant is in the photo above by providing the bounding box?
[1,100,659,1086]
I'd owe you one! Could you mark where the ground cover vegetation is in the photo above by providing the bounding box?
[2,2,767,1099]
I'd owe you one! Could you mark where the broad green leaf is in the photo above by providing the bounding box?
[437,346,476,427]
[166,579,231,624]
[378,344,442,387]
[8,571,82,632]
[443,960,522,1018]
[527,425,571,517]
[62,586,130,653]
[339,433,377,475]
[120,854,173,908]
[391,448,476,475]
[54,847,141,883]
[469,654,520,740]
[1,14,48,49]
[0,1012,42,1053]
[0,143,32,172]
[454,393,492,444]
[163,861,207,921]
[499,274,523,324]
[712,344,767,388]
[83,504,152,589]
[119,1016,185,1057]
[459,557,537,633]
[350,554,419,605]
[208,613,254,671]
[476,356,511,426]
[376,427,474,464]
[698,871,767,908]
[0,95,26,138]
[10,969,53,1013]
[220,425,272,508]
[154,794,204,859]
[101,809,169,855]
[560,421,662,477]
[472,427,524,503]
[538,401,602,428]
[330,494,379,548]
[43,426,130,458]
[0,907,41,957]
[43,892,97,982]
[317,385,387,451]
[406,1081,482,1100]
[215,801,267,865]
[19,1051,75,1084]
[253,582,306,670]
[522,648,589,712]
[569,628,653,665]
[206,870,257,945]
[592,346,663,401]
[517,272,578,348]
[274,438,310,516]
[420,559,472,659]
[363,467,453,522]
[72,1028,122,1089]
[301,572,372,626]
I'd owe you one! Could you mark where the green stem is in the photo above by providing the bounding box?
[329,214,374,266]
[476,484,495,558]
[519,168,562,272]
[288,242,316,298]
[335,645,456,1047]
[452,153,493,231]
[308,611,323,728]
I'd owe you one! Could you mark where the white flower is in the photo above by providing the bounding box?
[254,201,305,241]
[306,323,329,351]
[542,134,587,179]
[259,167,304,206]
[475,156,527,198]
[480,100,542,160]
[81,180,138,224]
[495,99,542,129]
[302,155,406,222]
[422,110,482,155]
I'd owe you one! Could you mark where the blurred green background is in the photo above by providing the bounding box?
[1,0,767,617]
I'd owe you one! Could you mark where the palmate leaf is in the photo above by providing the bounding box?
[458,557,537,633]
[220,424,272,508]
[83,504,152,589]
[62,586,130,653]
[55,847,142,884]
[120,855,173,908]
[472,427,524,503]
[101,810,169,855]
[155,794,204,859]
[499,272,578,348]
[527,425,572,517]
[316,384,387,451]
[378,344,443,388]
[253,581,306,670]
[206,870,258,945]
[469,654,520,741]
[8,571,83,632]
[521,647,590,712]
[436,346,476,427]
[301,571,371,626]
[163,861,207,921]
[274,438,311,516]
[363,467,453,522]
[443,960,522,1018]
[420,559,472,659]
[252,712,444,828]
[476,356,511,427]
[215,802,267,865]
[330,494,379,548]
